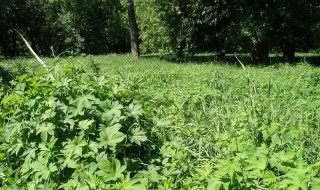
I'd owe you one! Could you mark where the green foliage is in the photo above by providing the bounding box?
[0,0,129,57]
[1,0,320,60]
[1,55,320,189]
[0,65,162,189]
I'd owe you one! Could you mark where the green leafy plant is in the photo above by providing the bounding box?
[0,66,162,189]
[2,55,320,189]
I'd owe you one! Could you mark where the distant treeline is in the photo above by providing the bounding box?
[1,0,320,62]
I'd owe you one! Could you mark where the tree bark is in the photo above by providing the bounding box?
[0,35,8,58]
[281,39,295,63]
[10,32,17,57]
[251,40,270,63]
[217,38,226,60]
[127,0,140,58]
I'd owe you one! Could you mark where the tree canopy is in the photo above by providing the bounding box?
[0,0,319,62]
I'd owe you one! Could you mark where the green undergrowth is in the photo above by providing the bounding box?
[1,54,320,189]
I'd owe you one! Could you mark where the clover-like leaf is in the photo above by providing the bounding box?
[129,127,147,146]
[98,124,125,148]
[126,103,144,119]
[36,123,55,142]
[78,119,94,131]
[62,136,87,156]
[97,158,126,182]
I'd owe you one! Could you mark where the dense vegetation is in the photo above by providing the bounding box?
[1,55,320,189]
[1,0,320,61]
[1,0,320,189]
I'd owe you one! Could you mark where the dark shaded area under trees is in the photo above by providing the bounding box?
[0,0,129,58]
[0,0,320,63]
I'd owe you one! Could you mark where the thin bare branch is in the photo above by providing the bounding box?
[15,29,54,80]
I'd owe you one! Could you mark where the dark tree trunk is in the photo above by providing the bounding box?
[10,32,17,57]
[127,0,140,58]
[217,38,226,60]
[2,45,8,59]
[251,40,270,63]
[217,51,226,60]
[0,34,16,58]
[176,36,186,59]
[281,39,295,63]
[216,0,226,60]
[0,36,8,58]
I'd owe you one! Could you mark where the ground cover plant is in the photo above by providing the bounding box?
[1,54,320,189]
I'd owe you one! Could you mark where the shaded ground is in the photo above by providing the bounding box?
[0,65,13,85]
[143,53,320,66]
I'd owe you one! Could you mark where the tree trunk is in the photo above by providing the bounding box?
[176,36,186,59]
[217,51,226,60]
[251,40,270,63]
[127,0,140,58]
[217,38,226,60]
[0,35,8,58]
[281,39,295,63]
[2,45,8,59]
[10,32,17,57]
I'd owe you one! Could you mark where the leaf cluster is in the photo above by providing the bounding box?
[0,66,160,189]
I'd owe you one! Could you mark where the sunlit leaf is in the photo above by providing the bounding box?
[98,124,125,148]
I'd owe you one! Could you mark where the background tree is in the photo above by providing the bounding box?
[127,0,140,58]
[0,0,319,62]
[272,0,320,62]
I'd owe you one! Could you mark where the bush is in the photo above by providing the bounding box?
[0,66,159,189]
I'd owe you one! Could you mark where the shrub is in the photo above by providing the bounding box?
[0,66,158,189]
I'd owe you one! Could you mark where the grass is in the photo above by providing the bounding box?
[1,53,320,188]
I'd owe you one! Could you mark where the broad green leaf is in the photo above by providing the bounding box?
[98,124,125,148]
[78,119,94,131]
[154,117,172,127]
[207,180,222,190]
[312,161,320,171]
[127,103,144,119]
[280,162,311,190]
[9,139,24,156]
[36,123,55,142]
[27,182,36,190]
[271,133,280,145]
[89,141,99,153]
[274,151,296,162]
[129,127,147,146]
[245,153,268,172]
[40,109,56,120]
[269,155,287,172]
[63,156,78,169]
[22,147,37,163]
[97,158,126,182]
[196,163,213,177]
[215,158,241,180]
[30,157,55,180]
[120,174,147,190]
[49,162,58,172]
[99,100,123,119]
[262,171,278,184]
[63,136,87,156]
[310,177,320,190]
[93,76,107,86]
[63,115,76,130]
[75,94,97,111]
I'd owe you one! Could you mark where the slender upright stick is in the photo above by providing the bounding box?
[15,30,54,80]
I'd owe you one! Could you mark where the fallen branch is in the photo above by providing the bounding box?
[15,29,54,80]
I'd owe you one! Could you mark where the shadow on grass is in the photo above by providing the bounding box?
[142,53,320,66]
[0,66,13,86]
